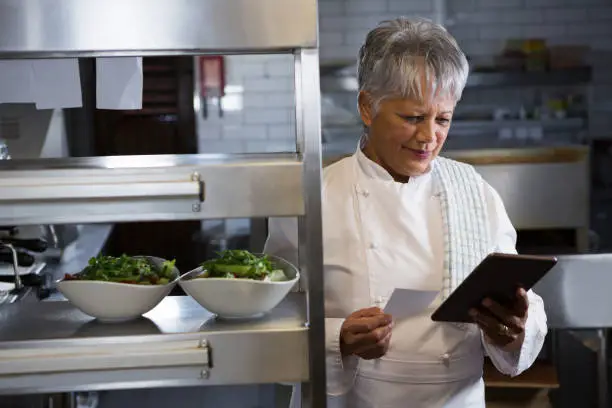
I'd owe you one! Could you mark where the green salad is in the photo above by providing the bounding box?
[198,250,288,282]
[64,254,177,285]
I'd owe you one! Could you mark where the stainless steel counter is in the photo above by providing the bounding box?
[0,294,309,395]
[534,254,612,408]
[448,147,590,233]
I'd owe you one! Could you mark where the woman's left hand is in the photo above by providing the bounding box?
[469,288,529,351]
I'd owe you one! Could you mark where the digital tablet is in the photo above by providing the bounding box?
[431,253,558,323]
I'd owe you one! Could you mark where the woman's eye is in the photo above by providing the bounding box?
[436,118,451,126]
[401,115,424,123]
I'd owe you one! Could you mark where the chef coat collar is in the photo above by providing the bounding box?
[355,137,435,185]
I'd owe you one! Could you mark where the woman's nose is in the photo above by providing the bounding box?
[416,122,436,144]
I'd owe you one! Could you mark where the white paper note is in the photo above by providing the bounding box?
[0,60,35,103]
[31,59,82,109]
[96,57,143,110]
[384,288,439,321]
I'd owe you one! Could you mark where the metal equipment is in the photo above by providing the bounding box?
[0,0,326,406]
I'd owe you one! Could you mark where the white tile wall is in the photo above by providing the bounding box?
[197,0,612,154]
[447,0,612,51]
[446,0,612,138]
[318,0,434,61]
[197,0,440,154]
[196,55,296,154]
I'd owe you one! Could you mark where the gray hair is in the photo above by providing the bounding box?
[357,17,469,109]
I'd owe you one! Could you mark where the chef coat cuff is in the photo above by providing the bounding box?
[482,291,548,377]
[326,317,359,396]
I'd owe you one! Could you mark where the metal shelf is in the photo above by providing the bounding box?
[451,118,586,131]
[320,67,592,93]
[0,153,304,225]
[0,294,309,395]
[466,67,592,88]
[0,0,326,405]
[0,0,317,58]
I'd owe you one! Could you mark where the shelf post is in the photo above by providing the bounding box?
[294,47,326,408]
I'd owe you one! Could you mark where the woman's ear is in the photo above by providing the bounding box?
[358,91,374,127]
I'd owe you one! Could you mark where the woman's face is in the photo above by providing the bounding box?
[358,91,455,181]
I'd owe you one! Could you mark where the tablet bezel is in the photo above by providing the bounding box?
[431,253,558,323]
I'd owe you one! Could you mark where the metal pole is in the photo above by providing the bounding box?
[0,243,23,290]
[597,329,608,408]
[294,47,326,408]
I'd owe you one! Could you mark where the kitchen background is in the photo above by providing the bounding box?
[196,0,612,151]
[1,0,612,407]
[192,0,612,251]
[192,1,612,406]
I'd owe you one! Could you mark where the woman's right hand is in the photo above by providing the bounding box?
[340,307,393,360]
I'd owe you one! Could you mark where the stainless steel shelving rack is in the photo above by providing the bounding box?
[0,1,326,406]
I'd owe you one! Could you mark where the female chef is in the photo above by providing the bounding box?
[265,17,547,407]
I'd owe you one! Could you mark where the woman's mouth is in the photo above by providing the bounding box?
[404,148,431,160]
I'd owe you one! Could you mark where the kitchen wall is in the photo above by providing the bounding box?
[448,0,612,56]
[317,0,436,61]
[196,0,612,154]
[0,105,69,158]
[195,0,612,236]
[196,2,439,154]
[196,55,297,154]
[446,0,612,139]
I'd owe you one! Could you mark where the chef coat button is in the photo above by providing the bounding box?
[440,353,450,364]
[369,242,378,250]
[362,190,370,197]
[375,296,383,305]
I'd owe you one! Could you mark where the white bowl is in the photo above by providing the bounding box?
[179,254,299,319]
[57,256,179,323]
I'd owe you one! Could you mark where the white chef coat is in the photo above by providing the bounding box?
[265,148,547,408]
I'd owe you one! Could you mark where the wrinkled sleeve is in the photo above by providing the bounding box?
[480,184,548,377]
[264,217,358,396]
[325,318,360,396]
